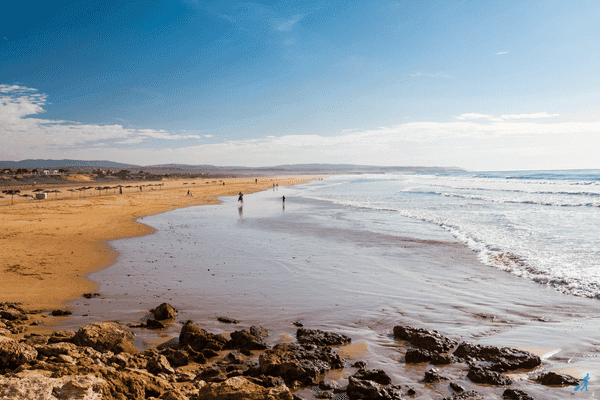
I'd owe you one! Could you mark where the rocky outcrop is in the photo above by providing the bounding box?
[346,369,402,400]
[72,322,137,355]
[0,370,106,400]
[502,388,535,400]
[151,303,178,320]
[179,321,227,357]
[405,348,454,364]
[392,325,456,352]
[228,327,269,351]
[259,343,344,386]
[466,365,512,386]
[195,376,293,400]
[536,371,579,386]
[0,336,37,370]
[296,329,351,346]
[454,342,541,371]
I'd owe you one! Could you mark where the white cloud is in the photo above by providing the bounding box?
[496,51,509,55]
[456,112,560,122]
[0,85,202,150]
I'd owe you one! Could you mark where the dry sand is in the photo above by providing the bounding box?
[0,176,316,311]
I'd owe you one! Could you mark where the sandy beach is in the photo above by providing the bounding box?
[0,176,315,311]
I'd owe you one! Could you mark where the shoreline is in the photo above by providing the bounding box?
[0,176,317,312]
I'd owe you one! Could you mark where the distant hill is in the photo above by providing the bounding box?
[0,159,464,174]
[0,159,139,169]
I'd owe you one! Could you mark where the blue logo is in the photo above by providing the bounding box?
[574,373,590,392]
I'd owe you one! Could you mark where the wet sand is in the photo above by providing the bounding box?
[0,176,315,312]
[55,184,600,398]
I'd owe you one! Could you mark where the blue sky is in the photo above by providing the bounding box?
[1,0,599,170]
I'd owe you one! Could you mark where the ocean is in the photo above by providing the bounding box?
[64,170,600,398]
[297,170,600,299]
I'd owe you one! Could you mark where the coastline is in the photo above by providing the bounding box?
[0,176,316,312]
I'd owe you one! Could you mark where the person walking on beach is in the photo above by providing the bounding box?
[575,373,590,391]
[238,192,243,202]
[282,195,285,203]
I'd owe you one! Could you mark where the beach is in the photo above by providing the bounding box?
[0,176,315,311]
[2,173,599,399]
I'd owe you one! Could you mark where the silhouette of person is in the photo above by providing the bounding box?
[282,195,285,203]
[238,192,243,202]
[576,373,590,391]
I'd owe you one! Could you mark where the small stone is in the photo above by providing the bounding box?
[51,310,72,316]
[217,316,239,324]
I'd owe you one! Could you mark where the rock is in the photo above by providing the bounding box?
[229,328,269,350]
[443,390,487,400]
[100,367,174,400]
[146,319,168,329]
[392,325,456,352]
[454,342,540,371]
[536,371,579,386]
[152,303,178,320]
[73,322,137,354]
[82,293,101,299]
[35,342,78,357]
[148,354,176,375]
[0,336,38,370]
[503,388,534,400]
[179,321,227,353]
[48,330,76,344]
[351,369,392,385]
[352,360,366,368]
[0,370,106,400]
[296,329,351,346]
[162,348,192,367]
[449,382,465,393]
[218,317,239,324]
[259,343,344,386]
[51,310,73,316]
[404,348,453,364]
[159,389,189,400]
[292,321,303,327]
[423,368,448,383]
[466,365,512,386]
[315,390,333,398]
[346,372,402,400]
[0,328,11,337]
[0,309,26,321]
[196,376,293,399]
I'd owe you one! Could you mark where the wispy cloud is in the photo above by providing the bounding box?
[456,112,559,121]
[275,14,304,32]
[496,51,509,55]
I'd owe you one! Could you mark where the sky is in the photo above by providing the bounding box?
[1,0,599,170]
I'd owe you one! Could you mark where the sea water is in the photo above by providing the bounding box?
[297,170,600,299]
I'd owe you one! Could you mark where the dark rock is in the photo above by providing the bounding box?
[443,390,487,400]
[392,325,456,353]
[352,369,392,385]
[82,293,101,299]
[405,348,455,365]
[245,374,286,388]
[466,365,512,386]
[202,349,220,359]
[72,322,137,354]
[347,375,402,400]
[228,328,269,350]
[449,382,465,393]
[352,360,367,368]
[259,343,344,386]
[151,303,178,320]
[318,380,341,391]
[406,388,416,396]
[296,328,351,346]
[51,310,72,316]
[423,368,449,383]
[161,348,191,367]
[454,342,541,371]
[218,316,239,324]
[47,330,76,344]
[0,309,26,321]
[146,319,167,330]
[293,321,304,327]
[179,321,227,353]
[536,371,579,386]
[503,388,534,400]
